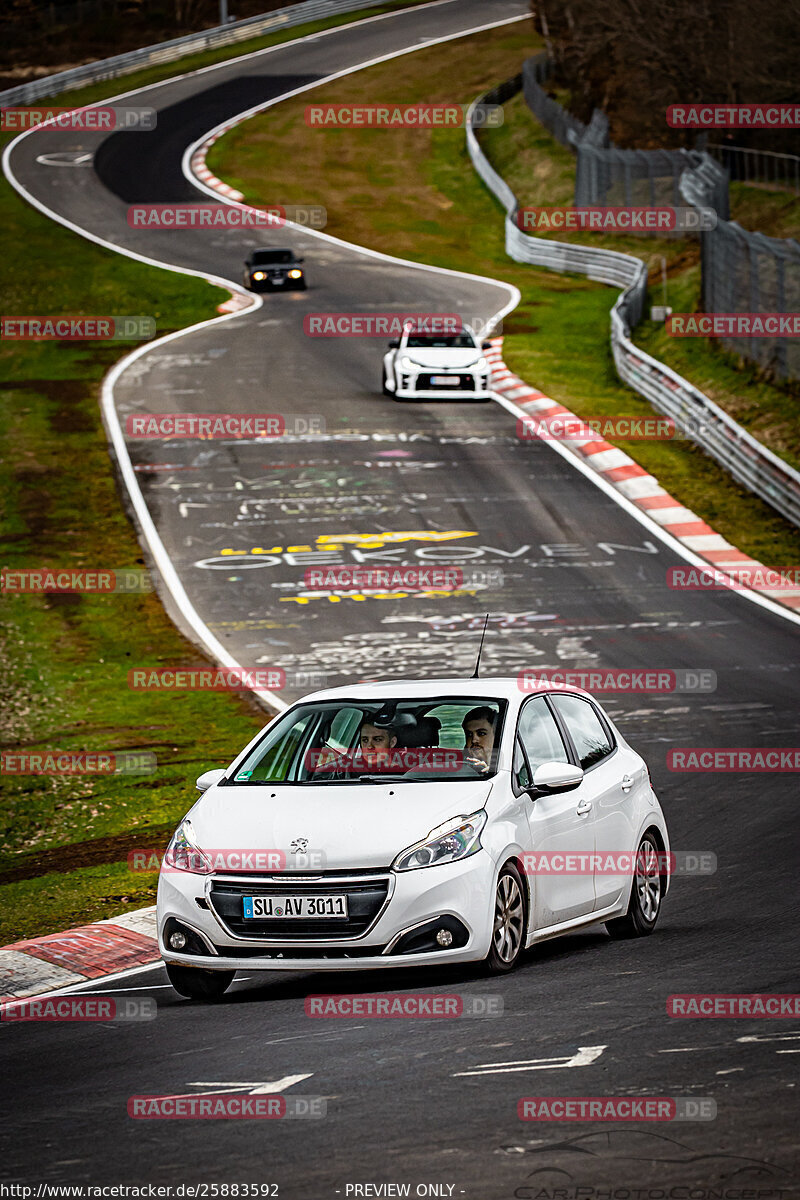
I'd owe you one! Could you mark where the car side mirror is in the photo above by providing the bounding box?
[196,767,226,792]
[388,339,400,348]
[530,761,584,795]
[482,340,492,350]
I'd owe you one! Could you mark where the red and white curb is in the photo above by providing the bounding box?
[190,129,254,315]
[486,338,800,613]
[0,907,159,1004]
[190,127,245,204]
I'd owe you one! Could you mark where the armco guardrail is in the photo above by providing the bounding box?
[0,0,406,105]
[467,81,800,530]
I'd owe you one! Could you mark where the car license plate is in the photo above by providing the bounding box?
[242,894,348,919]
[430,375,457,385]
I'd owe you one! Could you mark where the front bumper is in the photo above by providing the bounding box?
[157,854,494,972]
[393,369,491,400]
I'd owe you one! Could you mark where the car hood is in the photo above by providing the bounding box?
[187,779,493,871]
[402,348,483,368]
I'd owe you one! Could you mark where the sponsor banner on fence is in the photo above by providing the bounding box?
[518,668,716,694]
[668,994,800,1017]
[517,206,716,232]
[667,748,800,771]
[124,413,325,438]
[305,994,503,1017]
[128,1095,326,1119]
[518,1096,716,1121]
[667,103,800,129]
[1,317,155,341]
[668,313,800,337]
[1,568,151,593]
[304,102,503,128]
[1,750,157,775]
[1,106,156,131]
[2,997,156,1022]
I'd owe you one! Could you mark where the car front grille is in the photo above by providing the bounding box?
[208,870,391,941]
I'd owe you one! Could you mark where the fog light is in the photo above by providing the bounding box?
[435,928,454,948]
[169,930,187,950]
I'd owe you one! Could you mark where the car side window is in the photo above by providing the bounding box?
[516,697,570,781]
[550,695,614,770]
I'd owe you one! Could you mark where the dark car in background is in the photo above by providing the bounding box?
[243,248,306,292]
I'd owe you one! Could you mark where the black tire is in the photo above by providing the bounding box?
[483,862,527,974]
[606,833,665,939]
[166,963,235,1000]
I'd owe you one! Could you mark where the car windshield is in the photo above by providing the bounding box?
[227,696,507,785]
[251,250,295,264]
[405,333,477,349]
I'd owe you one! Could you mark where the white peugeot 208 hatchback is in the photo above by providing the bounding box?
[158,678,670,999]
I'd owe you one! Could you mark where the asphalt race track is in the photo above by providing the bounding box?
[3,0,800,1193]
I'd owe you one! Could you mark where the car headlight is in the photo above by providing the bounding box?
[252,270,267,281]
[393,810,487,871]
[398,356,418,371]
[287,269,303,279]
[163,819,212,874]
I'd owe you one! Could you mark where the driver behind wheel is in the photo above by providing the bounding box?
[461,706,498,775]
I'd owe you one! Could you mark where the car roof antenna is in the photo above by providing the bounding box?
[471,614,490,679]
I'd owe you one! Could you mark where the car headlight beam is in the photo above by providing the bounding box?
[392,810,487,871]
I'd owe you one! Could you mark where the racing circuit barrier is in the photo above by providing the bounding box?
[0,0,413,105]
[467,79,800,530]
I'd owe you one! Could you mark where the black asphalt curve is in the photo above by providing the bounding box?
[3,0,800,1195]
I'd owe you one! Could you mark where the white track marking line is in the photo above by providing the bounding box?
[453,1044,606,1076]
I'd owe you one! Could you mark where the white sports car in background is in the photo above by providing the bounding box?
[382,325,493,399]
[158,677,670,1000]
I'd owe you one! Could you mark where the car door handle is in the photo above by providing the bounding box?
[576,800,593,816]
[621,775,634,792]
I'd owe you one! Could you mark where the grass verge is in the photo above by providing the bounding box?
[208,24,800,567]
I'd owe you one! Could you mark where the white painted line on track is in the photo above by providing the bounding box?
[453,1044,606,1076]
